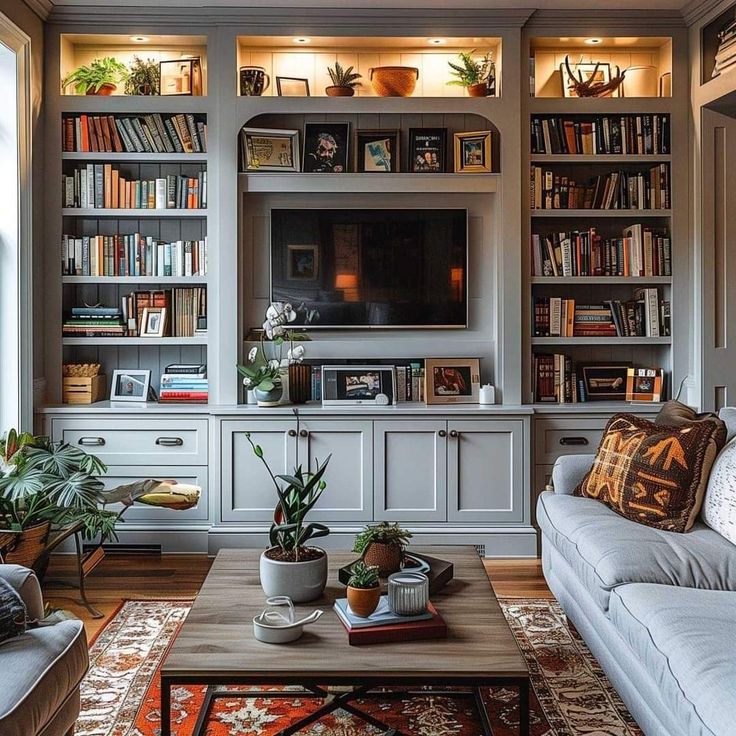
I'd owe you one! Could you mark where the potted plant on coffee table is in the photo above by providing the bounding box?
[62,57,129,95]
[447,50,494,97]
[353,521,412,576]
[246,432,331,603]
[346,560,381,617]
[325,61,362,97]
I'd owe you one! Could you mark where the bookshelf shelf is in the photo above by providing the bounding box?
[531,337,672,346]
[529,154,672,163]
[528,98,674,115]
[62,208,207,218]
[61,152,208,162]
[530,276,672,285]
[59,96,210,115]
[62,336,208,346]
[530,209,672,218]
[62,276,208,285]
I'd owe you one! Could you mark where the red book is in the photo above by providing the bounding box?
[338,602,447,646]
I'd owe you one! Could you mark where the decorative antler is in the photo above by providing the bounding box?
[563,55,626,98]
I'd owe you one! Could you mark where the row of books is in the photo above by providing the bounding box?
[534,354,580,403]
[62,113,207,154]
[712,18,736,78]
[531,114,670,156]
[530,164,670,210]
[62,164,207,210]
[531,224,671,277]
[159,364,208,404]
[61,234,207,278]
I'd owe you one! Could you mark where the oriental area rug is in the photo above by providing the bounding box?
[76,598,642,736]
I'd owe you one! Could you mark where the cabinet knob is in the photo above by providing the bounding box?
[288,429,297,437]
[449,430,459,438]
[438,429,447,437]
[155,437,184,447]
[78,436,105,446]
[559,436,589,446]
[300,429,309,438]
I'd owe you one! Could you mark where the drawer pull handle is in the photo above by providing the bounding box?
[299,429,309,438]
[79,436,105,446]
[449,430,459,438]
[560,436,589,446]
[288,429,297,437]
[438,429,447,438]
[156,437,184,447]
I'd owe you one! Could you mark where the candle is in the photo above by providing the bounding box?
[387,571,429,615]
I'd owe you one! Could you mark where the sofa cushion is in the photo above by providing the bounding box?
[0,578,26,643]
[702,438,736,545]
[0,620,88,736]
[537,491,736,612]
[655,399,723,429]
[719,407,736,443]
[610,584,736,736]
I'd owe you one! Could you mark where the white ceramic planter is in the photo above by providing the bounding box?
[259,548,328,603]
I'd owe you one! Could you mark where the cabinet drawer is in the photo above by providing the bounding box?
[535,418,607,464]
[50,418,208,466]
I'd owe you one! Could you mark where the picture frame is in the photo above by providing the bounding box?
[453,131,492,173]
[287,244,319,280]
[578,363,631,401]
[355,129,400,173]
[303,122,350,173]
[240,127,300,172]
[276,76,310,97]
[425,358,480,405]
[408,128,447,173]
[159,57,202,96]
[560,61,615,98]
[141,307,167,337]
[626,367,664,402]
[321,365,397,406]
[110,369,151,402]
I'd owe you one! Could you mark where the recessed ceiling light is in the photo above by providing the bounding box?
[584,38,602,45]
[428,38,446,45]
[130,36,149,43]
[293,37,311,44]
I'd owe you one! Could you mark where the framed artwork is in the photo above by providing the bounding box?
[276,76,310,96]
[425,358,480,405]
[110,369,151,402]
[626,367,664,402]
[578,363,631,401]
[240,127,300,172]
[408,128,447,173]
[321,365,397,406]
[355,129,400,173]
[561,61,615,98]
[303,122,350,173]
[141,307,167,337]
[160,57,202,96]
[287,245,319,280]
[453,131,492,173]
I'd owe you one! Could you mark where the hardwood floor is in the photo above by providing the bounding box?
[45,553,551,640]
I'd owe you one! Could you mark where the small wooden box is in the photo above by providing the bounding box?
[62,374,107,404]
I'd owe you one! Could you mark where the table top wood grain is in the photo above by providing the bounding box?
[161,546,529,683]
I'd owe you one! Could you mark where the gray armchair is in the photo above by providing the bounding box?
[0,565,88,736]
[550,454,595,495]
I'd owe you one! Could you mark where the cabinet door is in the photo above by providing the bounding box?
[298,420,373,522]
[447,420,525,523]
[373,420,447,522]
[221,420,296,522]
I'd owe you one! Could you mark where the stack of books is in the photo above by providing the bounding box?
[533,353,578,403]
[63,306,125,337]
[712,19,736,78]
[159,363,208,404]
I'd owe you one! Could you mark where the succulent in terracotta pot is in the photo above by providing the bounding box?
[353,521,412,576]
[346,560,381,617]
[325,61,362,97]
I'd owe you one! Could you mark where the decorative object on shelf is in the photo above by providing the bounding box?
[561,56,624,98]
[408,128,447,173]
[447,50,494,97]
[387,571,429,615]
[626,367,664,402]
[479,383,496,405]
[276,76,310,96]
[160,57,202,96]
[578,363,631,401]
[368,66,418,97]
[355,129,400,173]
[346,561,381,617]
[622,65,658,97]
[252,596,323,644]
[62,363,106,405]
[140,307,167,337]
[245,431,331,602]
[124,56,160,95]
[288,363,312,404]
[453,130,492,173]
[325,61,362,96]
[110,369,152,402]
[302,122,350,173]
[62,57,129,95]
[321,365,397,406]
[353,521,412,575]
[711,17,736,78]
[239,65,270,96]
[425,357,481,404]
[240,127,300,172]
[659,71,672,97]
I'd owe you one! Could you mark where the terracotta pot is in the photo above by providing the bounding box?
[1,521,51,571]
[86,83,116,96]
[347,584,381,617]
[288,363,312,404]
[325,85,355,97]
[467,82,488,97]
[369,66,419,97]
[363,541,403,576]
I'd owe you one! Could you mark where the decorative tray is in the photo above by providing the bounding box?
[338,552,454,594]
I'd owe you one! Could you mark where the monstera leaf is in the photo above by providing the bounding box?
[0,466,54,501]
[24,442,107,479]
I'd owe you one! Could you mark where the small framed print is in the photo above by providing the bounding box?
[578,363,631,401]
[408,128,447,173]
[561,61,616,98]
[276,76,310,97]
[141,307,166,337]
[240,127,300,172]
[454,131,492,173]
[425,358,480,405]
[110,369,151,402]
[287,245,319,280]
[160,57,202,96]
[303,122,350,173]
[355,129,400,173]
[626,367,664,402]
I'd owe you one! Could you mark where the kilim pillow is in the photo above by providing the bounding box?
[701,439,736,545]
[574,413,727,532]
[0,577,27,644]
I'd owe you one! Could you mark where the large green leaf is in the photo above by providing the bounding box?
[0,467,54,501]
[46,471,105,510]
[23,443,90,478]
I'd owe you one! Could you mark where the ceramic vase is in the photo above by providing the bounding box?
[259,548,328,603]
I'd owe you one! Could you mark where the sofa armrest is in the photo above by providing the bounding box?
[0,564,44,621]
[551,454,595,495]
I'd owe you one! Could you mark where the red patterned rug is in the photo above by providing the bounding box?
[76,598,642,736]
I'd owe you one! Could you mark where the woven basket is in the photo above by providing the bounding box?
[0,522,51,570]
[369,66,419,97]
[363,541,403,576]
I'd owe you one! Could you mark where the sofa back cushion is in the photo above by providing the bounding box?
[575,413,727,532]
[718,407,736,443]
[0,578,26,644]
[702,438,736,545]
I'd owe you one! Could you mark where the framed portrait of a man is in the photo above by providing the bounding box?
[302,122,350,173]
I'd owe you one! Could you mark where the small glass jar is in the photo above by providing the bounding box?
[387,571,429,615]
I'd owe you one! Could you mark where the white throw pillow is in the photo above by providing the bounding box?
[702,438,736,545]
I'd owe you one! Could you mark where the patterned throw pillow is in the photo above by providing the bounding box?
[702,439,736,545]
[0,577,27,643]
[575,413,727,532]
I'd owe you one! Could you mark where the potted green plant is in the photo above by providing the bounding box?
[62,57,129,95]
[353,521,412,576]
[346,560,381,617]
[447,50,494,97]
[246,432,331,602]
[325,61,362,97]
[125,56,160,95]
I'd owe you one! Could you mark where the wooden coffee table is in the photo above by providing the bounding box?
[160,546,530,736]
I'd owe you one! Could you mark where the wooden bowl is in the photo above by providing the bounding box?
[369,66,419,97]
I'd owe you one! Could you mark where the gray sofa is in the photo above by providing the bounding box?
[0,565,88,736]
[539,409,736,736]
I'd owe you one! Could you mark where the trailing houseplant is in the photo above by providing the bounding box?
[447,50,494,97]
[246,432,331,602]
[325,61,362,97]
[62,57,129,95]
[125,56,160,95]
[353,521,413,575]
[346,560,381,617]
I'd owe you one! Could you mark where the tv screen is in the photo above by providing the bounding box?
[270,208,468,328]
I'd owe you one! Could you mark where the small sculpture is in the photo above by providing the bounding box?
[564,56,626,98]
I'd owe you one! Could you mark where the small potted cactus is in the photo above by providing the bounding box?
[347,561,381,617]
[325,61,362,97]
[353,521,412,576]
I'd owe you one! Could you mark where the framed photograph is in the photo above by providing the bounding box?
[355,129,400,173]
[425,358,480,405]
[160,57,202,96]
[560,61,615,98]
[240,127,300,172]
[303,122,350,173]
[110,369,151,402]
[578,363,631,401]
[141,307,167,337]
[287,245,319,280]
[626,367,664,402]
[408,128,447,173]
[276,76,310,97]
[321,365,397,406]
[453,131,492,173]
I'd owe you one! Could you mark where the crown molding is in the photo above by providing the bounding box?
[526,8,686,29]
[681,0,729,26]
[22,0,53,21]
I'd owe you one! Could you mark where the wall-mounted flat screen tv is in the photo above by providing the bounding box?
[270,208,468,328]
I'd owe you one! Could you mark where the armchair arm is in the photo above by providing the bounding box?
[551,454,595,495]
[0,564,44,621]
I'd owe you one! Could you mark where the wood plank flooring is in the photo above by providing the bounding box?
[45,553,552,640]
